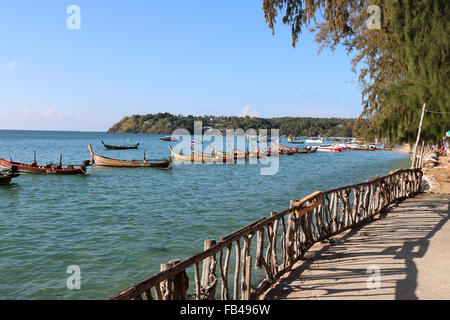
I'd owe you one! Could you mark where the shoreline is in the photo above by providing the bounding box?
[391,143,413,154]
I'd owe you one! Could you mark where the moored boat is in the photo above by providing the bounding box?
[160,136,178,142]
[287,135,304,144]
[102,141,139,150]
[277,145,297,155]
[316,145,342,152]
[0,153,89,174]
[305,138,324,144]
[296,146,318,154]
[89,145,171,168]
[169,146,224,163]
[346,143,374,151]
[0,167,20,185]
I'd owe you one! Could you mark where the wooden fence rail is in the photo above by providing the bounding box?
[110,168,423,300]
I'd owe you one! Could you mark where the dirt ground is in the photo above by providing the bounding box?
[423,153,450,194]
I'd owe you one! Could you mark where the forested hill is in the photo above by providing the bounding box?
[108,113,356,137]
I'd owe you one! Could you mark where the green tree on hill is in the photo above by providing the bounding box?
[108,113,356,137]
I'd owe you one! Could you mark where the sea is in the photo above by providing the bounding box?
[0,130,410,299]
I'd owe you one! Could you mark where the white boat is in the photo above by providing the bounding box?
[334,143,349,150]
[317,145,342,152]
[305,138,324,144]
[346,143,373,151]
[346,143,363,150]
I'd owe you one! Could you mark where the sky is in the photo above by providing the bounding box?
[0,1,363,131]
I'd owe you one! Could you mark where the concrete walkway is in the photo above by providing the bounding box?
[261,193,450,300]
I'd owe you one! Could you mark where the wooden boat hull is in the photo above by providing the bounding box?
[317,147,341,152]
[0,176,12,185]
[185,149,269,163]
[296,146,318,154]
[232,149,269,159]
[0,168,19,184]
[0,159,86,174]
[171,147,227,163]
[159,137,178,142]
[102,141,139,150]
[170,146,247,163]
[209,151,248,161]
[89,145,171,168]
[277,145,298,155]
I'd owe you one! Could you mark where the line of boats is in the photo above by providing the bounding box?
[0,138,388,185]
[314,143,386,152]
[0,141,312,182]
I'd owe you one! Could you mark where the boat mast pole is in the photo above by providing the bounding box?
[32,151,37,166]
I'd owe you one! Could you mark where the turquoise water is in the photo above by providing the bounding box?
[0,130,410,299]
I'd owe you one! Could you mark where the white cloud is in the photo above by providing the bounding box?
[239,105,259,118]
[21,109,33,116]
[41,109,62,119]
[5,61,20,71]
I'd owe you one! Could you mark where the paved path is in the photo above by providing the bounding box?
[262,193,450,300]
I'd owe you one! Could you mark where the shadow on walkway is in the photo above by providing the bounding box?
[262,193,450,300]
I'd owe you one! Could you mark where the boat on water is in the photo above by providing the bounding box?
[305,138,324,144]
[278,145,298,155]
[169,146,226,163]
[333,144,349,151]
[0,168,20,185]
[228,148,269,159]
[0,153,89,174]
[346,143,375,151]
[297,146,318,154]
[316,145,342,152]
[287,135,304,144]
[89,145,171,168]
[159,136,178,142]
[102,141,139,150]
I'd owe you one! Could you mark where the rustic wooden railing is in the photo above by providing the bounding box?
[110,168,423,300]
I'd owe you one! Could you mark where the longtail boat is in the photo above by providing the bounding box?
[159,136,178,142]
[287,135,304,144]
[89,145,171,168]
[102,141,139,150]
[0,153,89,175]
[227,144,270,159]
[170,146,224,163]
[234,149,270,159]
[296,146,318,154]
[0,168,20,185]
[276,145,297,155]
[202,149,247,161]
[169,146,241,163]
[213,147,269,159]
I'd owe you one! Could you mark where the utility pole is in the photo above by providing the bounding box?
[411,103,426,168]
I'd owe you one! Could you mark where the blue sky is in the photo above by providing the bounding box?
[0,1,362,131]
